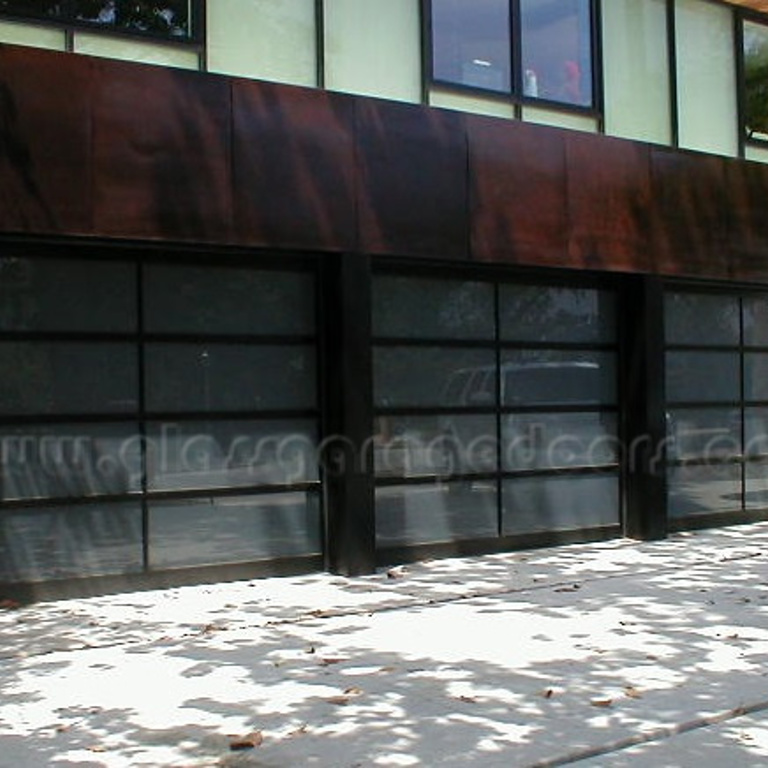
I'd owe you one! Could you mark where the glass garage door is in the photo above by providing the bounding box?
[0,256,321,584]
[372,273,620,550]
[665,290,768,522]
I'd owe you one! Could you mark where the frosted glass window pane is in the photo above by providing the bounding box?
[0,258,136,333]
[520,0,593,108]
[745,353,768,402]
[746,462,768,509]
[324,0,421,102]
[73,33,199,69]
[502,411,618,471]
[0,423,141,500]
[500,285,616,343]
[145,419,318,491]
[602,0,671,144]
[675,0,738,157]
[666,408,741,462]
[502,474,619,534]
[0,501,143,582]
[148,491,322,568]
[144,266,315,336]
[373,276,495,340]
[0,342,138,415]
[500,351,616,407]
[743,296,768,347]
[746,408,768,457]
[374,347,496,409]
[375,481,498,546]
[374,414,497,478]
[666,352,740,403]
[668,463,741,518]
[0,21,65,50]
[430,0,511,93]
[665,292,740,346]
[144,344,316,412]
[207,0,316,86]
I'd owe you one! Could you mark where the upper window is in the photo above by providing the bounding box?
[743,16,768,143]
[429,0,595,109]
[0,1,196,41]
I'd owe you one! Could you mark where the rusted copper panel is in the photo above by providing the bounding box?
[233,79,355,251]
[566,131,653,272]
[0,45,92,234]
[355,99,468,260]
[649,148,731,280]
[468,116,567,267]
[92,59,233,243]
[726,158,768,284]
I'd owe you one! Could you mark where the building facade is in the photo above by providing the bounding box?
[1,0,768,599]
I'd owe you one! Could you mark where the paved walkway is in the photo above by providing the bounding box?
[2,524,768,766]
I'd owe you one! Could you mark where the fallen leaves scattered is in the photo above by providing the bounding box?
[229,731,264,751]
[624,686,643,699]
[590,698,614,708]
[554,584,581,593]
[0,599,20,611]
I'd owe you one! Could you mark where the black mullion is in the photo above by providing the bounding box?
[501,464,620,481]
[420,0,432,104]
[315,0,325,89]
[0,413,140,427]
[511,0,523,118]
[494,282,503,537]
[740,296,748,511]
[667,0,679,148]
[593,0,604,132]
[375,472,499,488]
[143,409,318,421]
[498,340,616,352]
[500,404,618,415]
[374,406,496,418]
[137,261,150,573]
[143,334,316,345]
[0,492,143,512]
[372,337,497,349]
[0,332,138,343]
[666,401,743,410]
[145,482,321,504]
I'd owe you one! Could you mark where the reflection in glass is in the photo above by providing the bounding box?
[666,409,741,462]
[744,296,768,347]
[664,292,740,346]
[744,20,768,141]
[0,502,143,582]
[0,423,141,500]
[0,342,138,415]
[144,344,316,412]
[668,463,742,518]
[373,276,494,340]
[745,353,768,402]
[500,350,616,406]
[665,351,740,404]
[145,419,318,491]
[520,0,593,107]
[375,481,498,546]
[0,258,136,333]
[502,411,618,471]
[430,0,511,92]
[374,347,495,409]
[0,1,192,39]
[746,461,768,510]
[148,491,321,568]
[746,408,768,457]
[500,285,615,343]
[374,414,497,478]
[144,266,315,336]
[502,473,619,534]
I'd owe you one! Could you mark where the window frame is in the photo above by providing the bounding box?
[738,8,768,149]
[423,0,602,116]
[0,0,205,49]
